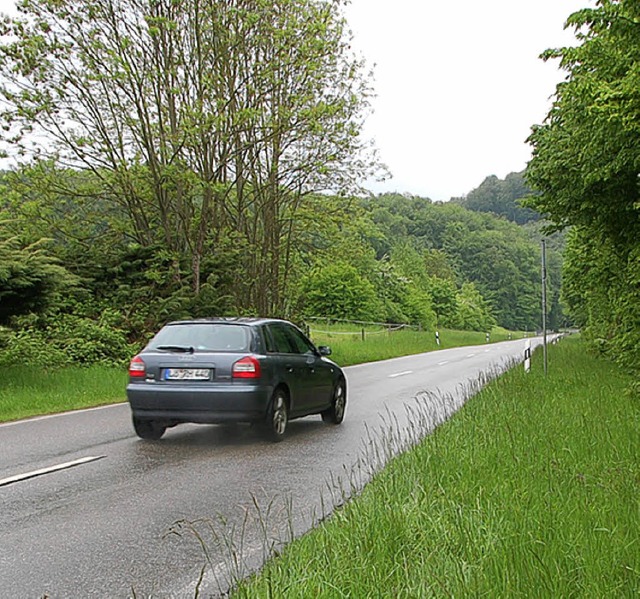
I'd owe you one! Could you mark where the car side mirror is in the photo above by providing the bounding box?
[318,345,332,356]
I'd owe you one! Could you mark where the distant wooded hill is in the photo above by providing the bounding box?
[451,171,539,225]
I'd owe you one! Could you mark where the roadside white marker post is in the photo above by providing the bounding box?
[541,239,548,375]
[524,339,532,373]
[435,331,440,346]
[485,332,490,343]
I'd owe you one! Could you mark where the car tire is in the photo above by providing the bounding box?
[321,379,346,425]
[265,388,288,442]
[133,417,166,440]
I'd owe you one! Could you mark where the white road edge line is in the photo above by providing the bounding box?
[437,361,449,366]
[388,370,412,378]
[467,353,476,357]
[0,456,105,488]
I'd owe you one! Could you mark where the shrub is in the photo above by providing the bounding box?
[0,309,135,368]
[300,262,384,322]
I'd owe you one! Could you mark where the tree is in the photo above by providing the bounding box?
[561,226,639,371]
[299,261,383,322]
[0,0,380,315]
[442,219,540,331]
[526,0,639,246]
[452,282,496,332]
[526,0,639,373]
[364,194,543,331]
[453,171,540,225]
[0,223,74,324]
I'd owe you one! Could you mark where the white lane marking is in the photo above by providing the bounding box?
[388,370,412,378]
[467,353,476,358]
[0,402,127,428]
[437,361,449,366]
[0,456,105,487]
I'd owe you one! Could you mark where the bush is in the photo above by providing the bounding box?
[562,228,639,378]
[300,262,384,321]
[0,309,135,368]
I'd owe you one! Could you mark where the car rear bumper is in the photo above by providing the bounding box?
[126,382,273,423]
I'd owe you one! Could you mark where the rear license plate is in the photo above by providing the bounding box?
[164,368,211,381]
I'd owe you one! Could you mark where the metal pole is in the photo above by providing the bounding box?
[541,239,548,375]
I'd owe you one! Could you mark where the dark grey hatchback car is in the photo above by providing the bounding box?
[126,318,346,441]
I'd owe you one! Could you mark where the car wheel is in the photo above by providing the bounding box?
[321,379,346,424]
[133,417,166,440]
[265,388,288,442]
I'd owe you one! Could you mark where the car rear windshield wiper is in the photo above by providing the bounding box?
[155,345,195,353]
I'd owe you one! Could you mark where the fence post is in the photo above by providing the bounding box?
[361,327,365,341]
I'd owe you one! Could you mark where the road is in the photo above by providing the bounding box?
[0,337,553,598]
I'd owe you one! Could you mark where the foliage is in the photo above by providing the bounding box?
[0,222,75,324]
[365,195,547,331]
[234,338,639,597]
[451,282,497,332]
[0,0,381,315]
[527,1,640,245]
[0,309,135,368]
[562,227,640,372]
[527,0,640,372]
[453,171,540,225]
[299,262,383,322]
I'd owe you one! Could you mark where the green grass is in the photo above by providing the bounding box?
[233,337,639,597]
[309,325,524,366]
[0,365,127,422]
[0,325,523,423]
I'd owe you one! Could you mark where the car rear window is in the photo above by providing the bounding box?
[148,323,251,352]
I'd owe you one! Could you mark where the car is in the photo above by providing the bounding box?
[126,317,347,441]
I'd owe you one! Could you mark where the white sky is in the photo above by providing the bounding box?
[0,0,591,200]
[345,0,592,200]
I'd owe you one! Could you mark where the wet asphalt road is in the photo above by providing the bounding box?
[0,338,553,598]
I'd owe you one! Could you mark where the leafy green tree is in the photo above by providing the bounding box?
[365,194,542,331]
[427,277,459,328]
[453,172,539,225]
[527,1,639,245]
[561,227,639,372]
[0,223,75,324]
[527,0,639,372]
[442,220,540,331]
[0,0,380,315]
[299,262,383,322]
[452,282,497,332]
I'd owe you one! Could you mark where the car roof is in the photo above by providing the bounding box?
[164,317,291,327]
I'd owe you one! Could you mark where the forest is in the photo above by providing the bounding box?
[0,0,637,380]
[0,165,560,367]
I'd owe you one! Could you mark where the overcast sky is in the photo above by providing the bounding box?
[344,0,592,200]
[0,0,591,200]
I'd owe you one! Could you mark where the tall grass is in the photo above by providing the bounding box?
[233,337,639,597]
[0,365,127,422]
[310,325,523,366]
[0,325,522,423]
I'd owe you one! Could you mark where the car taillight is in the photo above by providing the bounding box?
[232,356,261,379]
[129,355,146,378]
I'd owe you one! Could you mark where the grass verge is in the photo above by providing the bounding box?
[0,326,522,423]
[309,325,523,367]
[0,365,127,422]
[233,337,639,597]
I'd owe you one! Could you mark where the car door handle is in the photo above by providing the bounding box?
[286,365,294,373]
